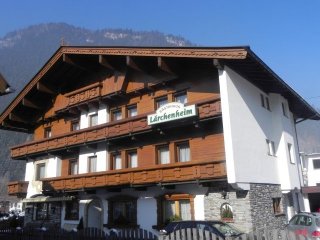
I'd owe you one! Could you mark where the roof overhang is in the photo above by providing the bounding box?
[0,46,318,133]
[301,186,320,194]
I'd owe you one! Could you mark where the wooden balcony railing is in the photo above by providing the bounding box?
[11,99,221,159]
[42,160,226,192]
[7,181,28,197]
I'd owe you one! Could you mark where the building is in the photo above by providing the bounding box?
[300,153,320,212]
[0,72,14,96]
[1,46,319,233]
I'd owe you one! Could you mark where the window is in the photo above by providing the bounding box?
[260,93,270,110]
[88,156,97,173]
[176,142,190,162]
[161,194,194,224]
[220,203,234,220]
[288,143,295,164]
[108,196,137,227]
[65,201,79,220]
[155,96,168,109]
[89,113,98,127]
[36,203,48,220]
[174,92,187,104]
[111,153,122,170]
[127,105,137,117]
[111,109,122,121]
[44,127,52,138]
[282,102,288,117]
[273,197,283,215]
[127,150,138,168]
[35,163,46,180]
[71,120,80,131]
[157,145,170,164]
[69,159,78,175]
[266,139,275,156]
[313,159,320,169]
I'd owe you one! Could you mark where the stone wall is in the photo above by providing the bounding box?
[204,188,252,233]
[249,183,286,230]
[204,183,287,233]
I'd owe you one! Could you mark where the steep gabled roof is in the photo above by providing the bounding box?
[0,46,318,132]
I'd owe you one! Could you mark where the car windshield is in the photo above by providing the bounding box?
[211,222,242,236]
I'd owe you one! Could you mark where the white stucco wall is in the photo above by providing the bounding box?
[78,143,107,173]
[80,104,108,129]
[25,156,61,197]
[137,197,157,231]
[219,66,301,190]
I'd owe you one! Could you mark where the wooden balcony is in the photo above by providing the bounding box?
[42,160,226,192]
[7,181,28,197]
[11,98,221,159]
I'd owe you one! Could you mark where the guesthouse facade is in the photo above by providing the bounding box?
[2,46,319,233]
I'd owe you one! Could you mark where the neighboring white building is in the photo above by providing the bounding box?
[300,153,320,212]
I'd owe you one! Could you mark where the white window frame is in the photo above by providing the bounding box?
[288,143,295,164]
[266,139,276,156]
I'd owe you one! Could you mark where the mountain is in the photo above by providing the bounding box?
[0,23,193,200]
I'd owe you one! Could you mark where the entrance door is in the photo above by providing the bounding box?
[87,199,102,228]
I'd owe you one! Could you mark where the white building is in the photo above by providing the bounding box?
[2,46,319,234]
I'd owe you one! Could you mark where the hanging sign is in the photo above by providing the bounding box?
[147,102,197,125]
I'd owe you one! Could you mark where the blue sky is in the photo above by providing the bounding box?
[1,0,320,108]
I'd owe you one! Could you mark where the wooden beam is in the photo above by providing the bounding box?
[22,98,43,109]
[37,82,55,95]
[99,55,115,70]
[157,57,173,73]
[9,113,33,124]
[63,54,88,71]
[126,56,141,71]
[1,121,32,133]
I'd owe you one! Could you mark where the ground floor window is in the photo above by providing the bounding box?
[108,196,137,227]
[65,200,79,220]
[158,194,194,225]
[36,202,48,220]
[273,197,283,215]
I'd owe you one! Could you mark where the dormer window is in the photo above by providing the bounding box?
[260,93,270,111]
[71,120,80,131]
[174,91,187,104]
[111,109,122,121]
[127,104,137,117]
[282,102,288,117]
[44,127,52,138]
[89,113,98,127]
[155,96,168,110]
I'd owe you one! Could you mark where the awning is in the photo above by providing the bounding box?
[301,186,320,194]
[22,196,75,203]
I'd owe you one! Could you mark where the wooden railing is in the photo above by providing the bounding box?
[42,161,226,192]
[11,99,221,159]
[7,181,28,197]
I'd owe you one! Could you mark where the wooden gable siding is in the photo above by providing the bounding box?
[33,68,219,141]
[12,98,221,159]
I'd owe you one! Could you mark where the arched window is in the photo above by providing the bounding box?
[220,203,233,221]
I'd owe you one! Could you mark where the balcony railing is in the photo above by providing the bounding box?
[42,160,226,192]
[7,181,28,197]
[11,98,221,159]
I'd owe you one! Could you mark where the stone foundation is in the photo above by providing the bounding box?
[204,183,287,233]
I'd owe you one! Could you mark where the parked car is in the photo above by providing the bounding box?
[286,212,320,239]
[161,220,243,239]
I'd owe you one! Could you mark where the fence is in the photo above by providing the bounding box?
[0,227,158,240]
[0,226,298,240]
